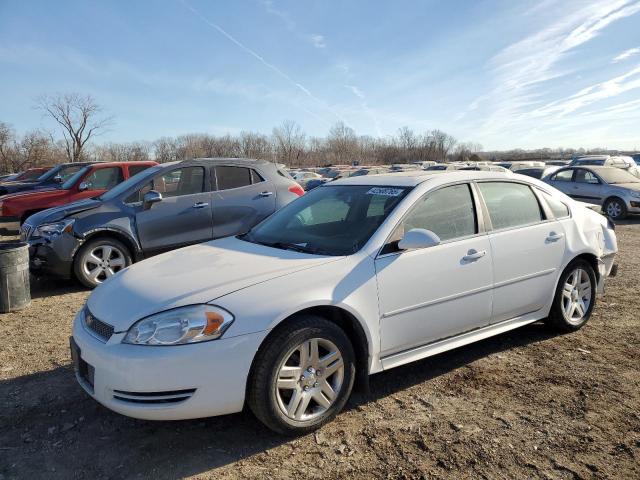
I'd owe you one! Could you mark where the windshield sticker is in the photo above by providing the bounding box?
[367,187,403,197]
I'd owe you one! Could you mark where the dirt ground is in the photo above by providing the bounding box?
[1,222,639,480]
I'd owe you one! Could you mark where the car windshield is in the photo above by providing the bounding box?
[37,164,84,182]
[573,159,605,166]
[241,184,411,256]
[597,168,640,184]
[61,166,91,189]
[15,169,45,181]
[97,165,164,201]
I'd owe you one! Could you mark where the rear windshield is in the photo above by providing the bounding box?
[597,168,640,184]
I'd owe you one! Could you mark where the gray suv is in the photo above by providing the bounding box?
[23,158,304,287]
[544,165,640,220]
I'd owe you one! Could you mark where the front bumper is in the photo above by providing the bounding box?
[628,200,640,213]
[27,232,80,278]
[71,311,268,420]
[0,215,20,234]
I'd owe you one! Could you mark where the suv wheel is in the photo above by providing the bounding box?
[247,315,356,435]
[74,237,132,288]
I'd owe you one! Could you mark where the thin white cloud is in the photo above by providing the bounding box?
[613,47,640,63]
[308,34,326,49]
[533,64,640,116]
[344,85,381,136]
[259,0,295,30]
[180,0,347,126]
[472,0,640,140]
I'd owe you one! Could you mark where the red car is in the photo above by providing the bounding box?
[0,161,157,225]
[7,167,54,182]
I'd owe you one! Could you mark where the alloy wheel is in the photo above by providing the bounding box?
[82,244,126,283]
[275,338,345,421]
[606,200,622,218]
[561,268,592,324]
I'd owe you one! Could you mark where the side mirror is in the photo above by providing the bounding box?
[53,175,63,184]
[398,228,441,250]
[78,182,89,192]
[143,190,163,210]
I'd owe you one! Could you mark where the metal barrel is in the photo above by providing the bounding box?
[0,242,31,313]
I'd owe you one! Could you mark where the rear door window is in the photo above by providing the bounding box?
[216,166,252,190]
[84,167,125,190]
[478,182,544,230]
[128,164,153,178]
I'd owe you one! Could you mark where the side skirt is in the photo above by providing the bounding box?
[380,312,543,371]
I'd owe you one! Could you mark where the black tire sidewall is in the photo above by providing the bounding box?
[605,197,627,220]
[550,259,597,331]
[250,317,355,435]
[73,237,133,288]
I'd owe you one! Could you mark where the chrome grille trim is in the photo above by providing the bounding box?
[112,388,196,404]
[83,310,114,342]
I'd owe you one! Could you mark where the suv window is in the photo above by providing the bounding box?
[478,182,543,230]
[540,190,570,218]
[84,167,124,190]
[128,164,153,178]
[216,166,253,190]
[552,169,574,182]
[127,166,205,203]
[390,184,477,243]
[575,169,599,184]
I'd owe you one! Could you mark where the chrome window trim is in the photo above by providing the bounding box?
[376,181,484,259]
[473,179,555,234]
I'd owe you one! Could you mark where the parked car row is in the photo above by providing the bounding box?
[20,158,304,287]
[69,168,618,434]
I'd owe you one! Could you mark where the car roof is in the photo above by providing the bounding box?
[330,170,519,187]
[558,165,617,172]
[189,157,272,166]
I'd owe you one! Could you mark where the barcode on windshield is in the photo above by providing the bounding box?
[366,187,403,197]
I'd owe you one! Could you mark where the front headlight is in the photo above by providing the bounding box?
[33,219,74,238]
[630,191,640,199]
[123,305,234,346]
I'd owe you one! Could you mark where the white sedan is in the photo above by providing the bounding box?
[71,171,618,434]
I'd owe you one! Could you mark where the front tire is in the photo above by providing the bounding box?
[545,259,596,332]
[604,197,627,220]
[73,237,132,288]
[247,315,356,435]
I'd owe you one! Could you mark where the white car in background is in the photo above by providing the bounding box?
[71,171,618,434]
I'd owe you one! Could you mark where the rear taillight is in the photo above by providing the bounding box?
[288,183,304,196]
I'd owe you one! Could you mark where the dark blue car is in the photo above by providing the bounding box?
[0,162,91,196]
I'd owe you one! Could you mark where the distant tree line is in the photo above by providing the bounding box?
[0,92,630,174]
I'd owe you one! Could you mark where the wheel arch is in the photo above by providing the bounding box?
[248,305,372,397]
[569,252,600,281]
[73,228,141,261]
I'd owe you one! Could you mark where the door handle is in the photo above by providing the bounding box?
[462,249,486,262]
[259,191,273,197]
[546,231,564,242]
[192,202,209,209]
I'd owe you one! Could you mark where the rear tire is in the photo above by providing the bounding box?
[247,315,356,435]
[603,197,627,220]
[73,237,132,288]
[545,259,596,333]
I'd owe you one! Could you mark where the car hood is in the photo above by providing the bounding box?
[26,198,102,226]
[0,181,49,195]
[86,236,342,332]
[612,182,640,193]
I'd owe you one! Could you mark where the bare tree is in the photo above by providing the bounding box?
[0,121,15,173]
[326,122,357,165]
[37,93,112,162]
[272,120,306,166]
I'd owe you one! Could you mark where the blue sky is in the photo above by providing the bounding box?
[1,0,639,150]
